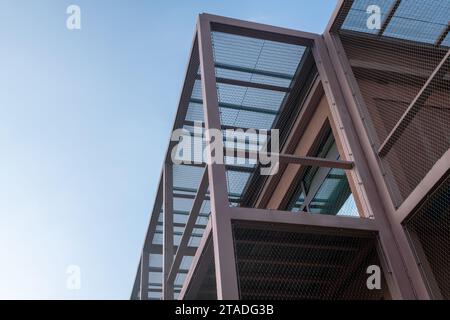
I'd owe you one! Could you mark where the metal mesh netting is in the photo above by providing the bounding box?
[332,0,450,207]
[232,222,388,300]
[403,172,450,299]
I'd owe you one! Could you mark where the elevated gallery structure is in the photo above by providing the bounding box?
[131,0,450,300]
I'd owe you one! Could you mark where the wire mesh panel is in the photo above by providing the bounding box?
[332,0,450,207]
[404,171,450,299]
[232,221,388,300]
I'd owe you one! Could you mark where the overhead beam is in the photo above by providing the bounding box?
[224,148,354,170]
[198,14,240,300]
[215,62,293,80]
[163,163,174,300]
[204,13,319,46]
[183,120,273,133]
[230,207,379,232]
[148,244,198,256]
[190,98,279,115]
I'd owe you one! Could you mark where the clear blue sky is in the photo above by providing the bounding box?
[0,0,338,299]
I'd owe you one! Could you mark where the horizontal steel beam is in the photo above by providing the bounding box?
[195,73,290,92]
[230,207,379,232]
[224,148,354,170]
[327,0,355,33]
[203,13,319,46]
[147,244,198,256]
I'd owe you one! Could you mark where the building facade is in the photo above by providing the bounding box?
[131,0,450,300]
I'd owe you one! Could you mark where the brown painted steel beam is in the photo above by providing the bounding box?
[322,30,428,299]
[230,207,378,232]
[140,251,149,300]
[163,163,174,300]
[195,74,290,92]
[148,244,198,256]
[179,220,212,300]
[214,62,293,80]
[198,14,240,300]
[183,120,273,133]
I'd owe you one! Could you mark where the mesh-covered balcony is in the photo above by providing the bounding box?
[330,0,450,207]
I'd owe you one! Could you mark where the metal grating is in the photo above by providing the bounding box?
[338,0,450,46]
[333,0,450,206]
[404,171,450,299]
[210,30,312,207]
[232,222,388,300]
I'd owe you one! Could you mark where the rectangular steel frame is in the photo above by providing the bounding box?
[132,2,448,300]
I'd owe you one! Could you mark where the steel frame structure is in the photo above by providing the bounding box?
[132,1,450,300]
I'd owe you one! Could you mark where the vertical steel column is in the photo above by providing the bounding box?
[163,163,174,299]
[312,37,416,299]
[140,251,149,300]
[197,14,240,300]
[322,29,431,299]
